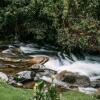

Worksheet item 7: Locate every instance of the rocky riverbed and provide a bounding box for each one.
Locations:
[0,43,100,95]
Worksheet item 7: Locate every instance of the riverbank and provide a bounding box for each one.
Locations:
[0,80,33,100]
[0,80,98,100]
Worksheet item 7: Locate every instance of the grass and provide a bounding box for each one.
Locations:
[0,80,98,100]
[62,91,98,100]
[0,81,33,100]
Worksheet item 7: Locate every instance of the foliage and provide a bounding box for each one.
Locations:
[0,79,98,100]
[0,0,100,52]
[31,81,61,100]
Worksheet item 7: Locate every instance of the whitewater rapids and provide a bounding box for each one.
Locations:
[4,43,100,81]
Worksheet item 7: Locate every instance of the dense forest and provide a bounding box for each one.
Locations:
[0,0,100,52]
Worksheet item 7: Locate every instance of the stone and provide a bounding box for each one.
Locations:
[56,70,90,87]
[16,82,23,87]
[91,80,100,88]
[30,64,45,70]
[0,72,8,81]
[8,75,17,85]
[34,69,57,81]
[15,71,36,82]
[5,64,17,68]
[39,69,56,76]
[23,56,49,65]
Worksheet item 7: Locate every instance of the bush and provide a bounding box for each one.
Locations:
[0,0,100,52]
[31,81,61,100]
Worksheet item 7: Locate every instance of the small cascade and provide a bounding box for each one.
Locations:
[0,43,100,93]
[1,43,100,81]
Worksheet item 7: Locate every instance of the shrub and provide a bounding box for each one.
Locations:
[31,81,61,100]
[0,0,100,52]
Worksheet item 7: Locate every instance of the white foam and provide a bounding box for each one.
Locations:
[45,60,100,79]
[19,44,100,81]
[78,87,97,94]
[20,46,38,53]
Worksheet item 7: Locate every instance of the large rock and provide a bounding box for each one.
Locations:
[23,56,49,65]
[0,56,49,66]
[15,71,36,82]
[34,69,57,81]
[91,80,100,88]
[0,72,8,81]
[56,70,90,87]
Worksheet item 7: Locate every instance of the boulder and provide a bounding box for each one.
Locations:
[91,80,100,88]
[23,56,49,65]
[0,72,8,81]
[0,56,49,66]
[56,70,90,87]
[15,71,36,82]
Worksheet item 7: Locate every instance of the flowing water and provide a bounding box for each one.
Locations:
[0,43,100,94]
[15,43,100,81]
[0,43,100,81]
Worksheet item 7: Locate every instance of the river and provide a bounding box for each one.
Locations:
[11,42,100,81]
[0,42,100,92]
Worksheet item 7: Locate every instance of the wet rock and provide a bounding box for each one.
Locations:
[94,83,100,88]
[56,70,90,87]
[8,75,23,87]
[2,46,16,55]
[30,64,45,70]
[2,45,22,56]
[23,56,49,65]
[15,71,36,82]
[0,57,22,63]
[0,72,8,81]
[8,75,17,85]
[39,69,56,76]
[0,45,9,52]
[5,64,17,68]
[91,80,100,88]
[34,69,57,81]
[0,56,49,67]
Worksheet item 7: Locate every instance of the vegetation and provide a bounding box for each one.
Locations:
[0,1,100,99]
[0,0,100,52]
[31,81,61,100]
[0,79,33,100]
[0,80,98,100]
